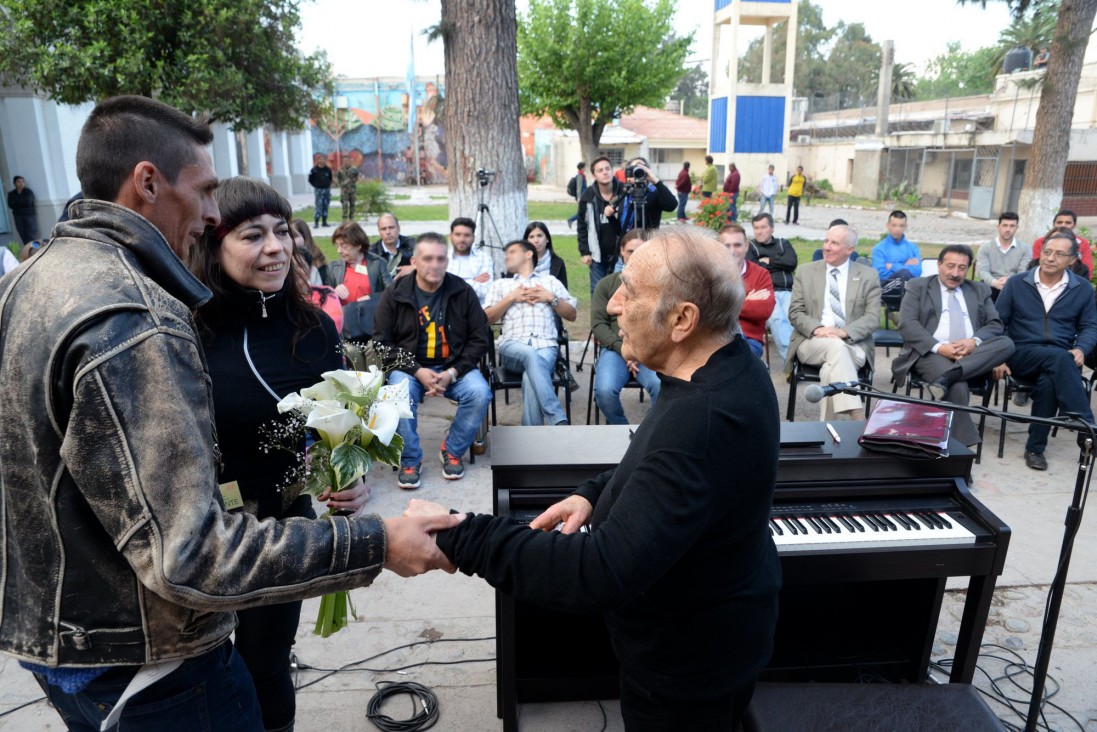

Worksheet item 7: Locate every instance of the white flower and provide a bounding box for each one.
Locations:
[364,402,401,446]
[305,403,362,446]
[276,392,315,415]
[323,368,384,397]
[376,381,413,419]
[301,379,338,402]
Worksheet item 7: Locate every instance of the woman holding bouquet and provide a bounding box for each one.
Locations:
[190,177,370,732]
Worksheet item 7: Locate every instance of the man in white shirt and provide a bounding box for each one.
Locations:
[446,217,493,305]
[787,225,881,420]
[893,245,1015,446]
[758,165,778,217]
[485,240,578,425]
[975,212,1030,300]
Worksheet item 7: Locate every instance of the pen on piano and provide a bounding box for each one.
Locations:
[825,422,841,444]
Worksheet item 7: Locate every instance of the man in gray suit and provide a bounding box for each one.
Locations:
[893,245,1015,446]
[788,224,881,420]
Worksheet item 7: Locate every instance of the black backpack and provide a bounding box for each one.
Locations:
[566,175,578,199]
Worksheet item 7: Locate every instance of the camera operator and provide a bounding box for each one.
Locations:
[617,156,678,235]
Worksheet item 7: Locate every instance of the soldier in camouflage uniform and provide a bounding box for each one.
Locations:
[338,162,360,221]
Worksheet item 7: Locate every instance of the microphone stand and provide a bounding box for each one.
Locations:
[830,381,1094,732]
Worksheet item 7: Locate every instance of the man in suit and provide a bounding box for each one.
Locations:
[788,224,881,420]
[893,245,1016,446]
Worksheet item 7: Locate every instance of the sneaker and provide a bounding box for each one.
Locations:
[397,464,422,489]
[1024,451,1048,471]
[1013,391,1030,407]
[439,448,465,480]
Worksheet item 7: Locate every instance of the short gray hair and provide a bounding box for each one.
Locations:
[830,224,858,248]
[649,226,744,339]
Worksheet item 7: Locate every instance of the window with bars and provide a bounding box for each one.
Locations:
[1064,162,1097,197]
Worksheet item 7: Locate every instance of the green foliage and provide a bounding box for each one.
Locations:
[815,179,834,192]
[356,181,394,219]
[0,0,333,131]
[913,42,999,100]
[517,0,692,151]
[672,65,709,119]
[880,181,921,208]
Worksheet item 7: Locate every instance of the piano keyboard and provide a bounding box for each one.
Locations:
[771,498,978,552]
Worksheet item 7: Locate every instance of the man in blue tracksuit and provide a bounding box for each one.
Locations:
[871,210,922,283]
[996,229,1097,471]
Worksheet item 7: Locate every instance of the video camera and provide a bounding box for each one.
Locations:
[475,168,497,187]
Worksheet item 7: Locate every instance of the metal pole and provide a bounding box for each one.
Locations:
[375,79,383,181]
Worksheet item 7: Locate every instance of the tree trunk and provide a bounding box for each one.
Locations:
[441,0,527,274]
[1017,0,1097,244]
[561,98,606,165]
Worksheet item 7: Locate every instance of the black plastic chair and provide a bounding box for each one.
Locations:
[998,371,1093,458]
[487,333,573,427]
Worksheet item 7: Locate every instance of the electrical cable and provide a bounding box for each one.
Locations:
[0,695,47,719]
[366,680,439,732]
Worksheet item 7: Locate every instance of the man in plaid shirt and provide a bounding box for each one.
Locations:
[485,240,578,425]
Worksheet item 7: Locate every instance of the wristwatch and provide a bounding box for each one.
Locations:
[551,296,560,309]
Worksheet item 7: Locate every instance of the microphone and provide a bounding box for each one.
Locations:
[804,381,863,404]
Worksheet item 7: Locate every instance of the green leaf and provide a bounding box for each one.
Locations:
[367,433,404,468]
[330,441,372,491]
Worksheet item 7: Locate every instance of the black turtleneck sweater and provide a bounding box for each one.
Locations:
[201,284,342,519]
[435,337,782,700]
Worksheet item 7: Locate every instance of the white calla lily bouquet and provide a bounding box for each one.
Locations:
[274,365,413,637]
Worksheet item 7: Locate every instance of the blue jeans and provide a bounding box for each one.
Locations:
[36,641,263,732]
[676,192,689,220]
[314,187,331,223]
[389,367,492,466]
[1008,345,1095,454]
[767,289,793,361]
[589,259,612,293]
[759,194,775,217]
[594,348,660,424]
[498,340,567,425]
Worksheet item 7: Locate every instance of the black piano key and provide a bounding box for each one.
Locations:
[913,513,937,529]
[837,515,858,532]
[861,514,882,531]
[792,517,809,534]
[922,512,945,529]
[781,518,799,535]
[892,513,915,530]
[937,513,954,529]
[900,513,921,530]
[847,515,867,532]
[822,516,842,532]
[769,519,784,536]
[804,516,824,534]
[877,514,898,531]
[813,516,833,534]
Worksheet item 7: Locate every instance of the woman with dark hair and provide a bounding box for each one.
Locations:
[189,177,369,732]
[524,220,568,288]
[291,218,326,285]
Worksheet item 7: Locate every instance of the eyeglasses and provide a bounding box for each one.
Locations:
[1041,249,1074,260]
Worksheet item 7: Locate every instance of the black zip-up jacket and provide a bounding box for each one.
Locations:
[0,200,386,668]
[372,271,490,377]
[7,187,35,215]
[308,165,333,189]
[748,236,798,291]
[576,180,624,263]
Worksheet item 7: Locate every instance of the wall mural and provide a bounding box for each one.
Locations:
[310,78,447,184]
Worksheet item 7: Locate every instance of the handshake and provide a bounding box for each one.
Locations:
[382,495,594,577]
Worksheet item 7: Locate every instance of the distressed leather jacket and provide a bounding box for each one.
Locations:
[0,200,386,668]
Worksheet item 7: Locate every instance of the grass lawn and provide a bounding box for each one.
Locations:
[295,200,581,224]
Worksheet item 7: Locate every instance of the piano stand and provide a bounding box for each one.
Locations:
[743,682,1005,732]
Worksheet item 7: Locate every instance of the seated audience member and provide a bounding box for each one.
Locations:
[748,212,797,361]
[291,218,327,285]
[373,233,492,489]
[371,212,416,280]
[788,224,881,420]
[322,221,389,340]
[446,216,493,305]
[975,212,1030,300]
[893,245,1015,447]
[524,221,568,288]
[812,218,859,262]
[996,229,1097,471]
[1032,210,1092,278]
[591,229,660,423]
[294,246,343,332]
[484,240,577,426]
[718,224,775,357]
[872,210,921,283]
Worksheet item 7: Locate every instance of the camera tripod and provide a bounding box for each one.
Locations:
[473,171,506,278]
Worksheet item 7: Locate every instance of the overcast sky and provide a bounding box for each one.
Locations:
[297,0,1015,79]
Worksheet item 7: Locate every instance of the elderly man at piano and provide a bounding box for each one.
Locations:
[892,244,1015,448]
[406,226,781,730]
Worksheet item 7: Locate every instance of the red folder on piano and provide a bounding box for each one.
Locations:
[858,400,954,459]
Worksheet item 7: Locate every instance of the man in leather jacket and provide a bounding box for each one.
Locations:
[0,95,461,730]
